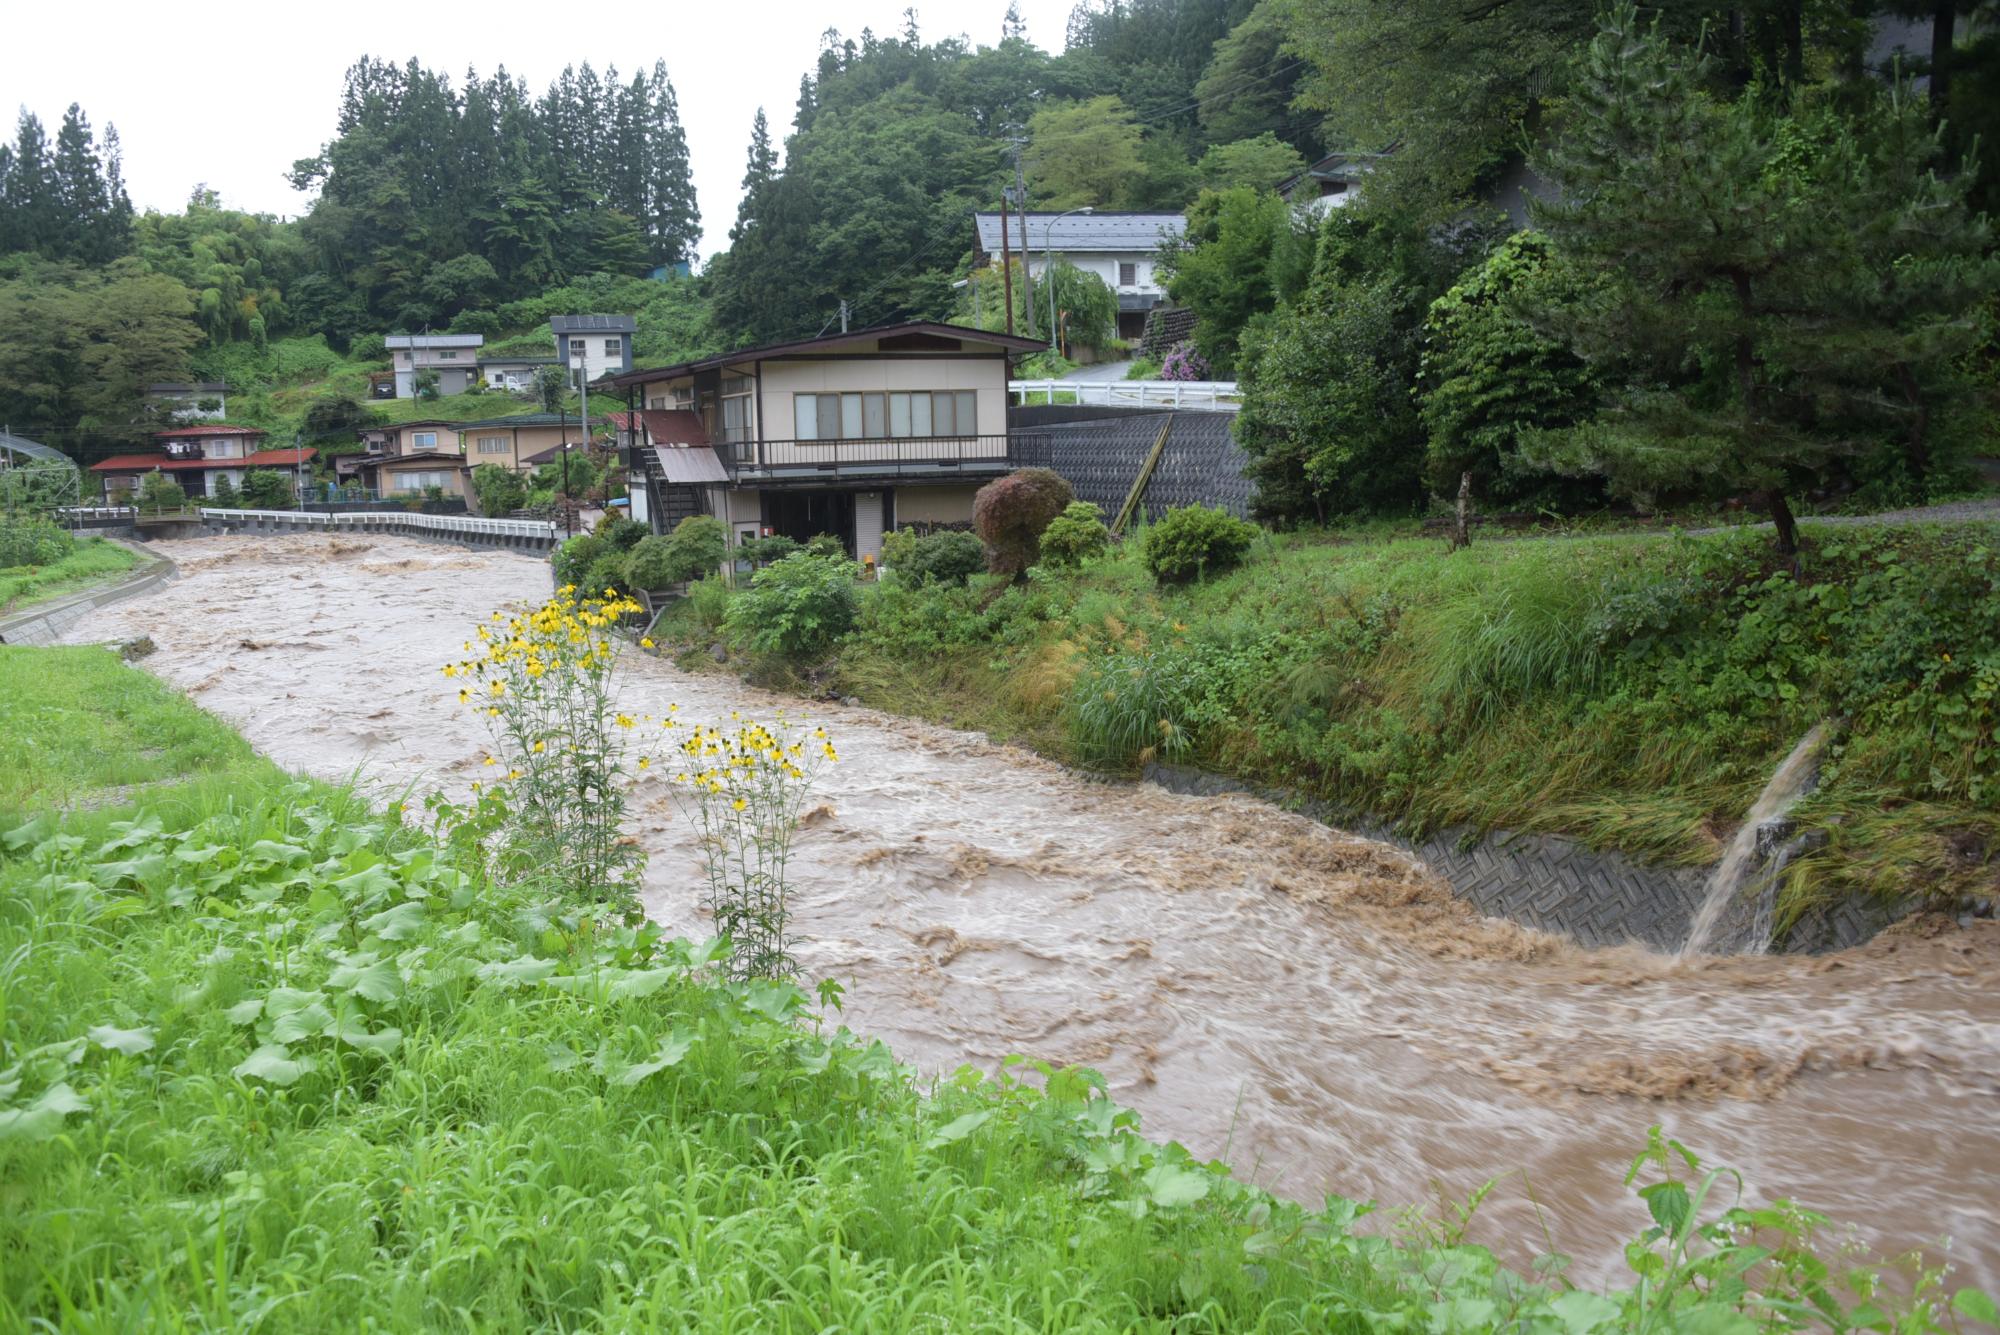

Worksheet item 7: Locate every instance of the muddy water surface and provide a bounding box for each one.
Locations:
[73,535,2000,1287]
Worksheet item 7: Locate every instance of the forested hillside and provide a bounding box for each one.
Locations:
[3,0,1997,530]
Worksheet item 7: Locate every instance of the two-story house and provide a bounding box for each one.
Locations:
[346,420,474,501]
[552,315,636,386]
[971,212,1185,340]
[89,425,313,500]
[457,412,609,474]
[385,334,486,398]
[598,320,1044,561]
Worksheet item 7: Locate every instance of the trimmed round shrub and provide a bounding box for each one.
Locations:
[901,530,986,586]
[805,533,848,558]
[552,533,606,589]
[1140,505,1259,583]
[739,534,800,567]
[1038,501,1109,568]
[723,550,858,660]
[973,468,1074,579]
[626,515,728,590]
[0,518,75,568]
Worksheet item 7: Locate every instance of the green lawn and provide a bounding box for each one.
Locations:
[0,537,139,614]
[0,644,269,818]
[0,647,1982,1330]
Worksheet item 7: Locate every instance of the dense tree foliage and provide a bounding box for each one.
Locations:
[0,105,132,263]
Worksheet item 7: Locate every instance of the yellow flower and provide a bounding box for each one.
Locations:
[458,689,470,704]
[641,637,655,649]
[489,680,506,696]
[508,769,521,780]
[731,797,747,811]
[483,756,497,767]
[616,714,635,729]
[532,740,545,753]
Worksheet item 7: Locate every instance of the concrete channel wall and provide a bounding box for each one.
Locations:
[0,539,177,646]
[196,508,560,554]
[1144,764,1909,955]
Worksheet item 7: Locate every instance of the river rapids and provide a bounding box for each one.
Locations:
[67,535,2000,1288]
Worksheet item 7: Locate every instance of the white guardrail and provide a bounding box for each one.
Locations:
[200,508,560,542]
[1009,379,1242,411]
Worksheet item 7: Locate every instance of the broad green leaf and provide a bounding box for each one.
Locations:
[612,1030,697,1086]
[224,999,265,1026]
[245,840,310,866]
[925,1110,993,1149]
[269,1002,336,1045]
[608,968,679,1001]
[326,1016,403,1054]
[1551,1291,1621,1335]
[326,958,402,1003]
[0,1082,89,1142]
[1141,1163,1210,1208]
[261,987,327,1018]
[360,900,426,941]
[1955,1289,2000,1327]
[87,1025,154,1056]
[477,956,558,988]
[233,1045,313,1086]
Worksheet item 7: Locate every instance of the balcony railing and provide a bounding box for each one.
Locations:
[722,434,1012,473]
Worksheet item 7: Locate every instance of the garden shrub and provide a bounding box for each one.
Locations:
[627,516,728,590]
[0,518,75,568]
[581,552,631,600]
[855,579,988,656]
[1160,342,1212,380]
[209,474,242,509]
[879,528,918,570]
[595,515,650,551]
[805,533,848,558]
[974,468,1074,579]
[136,473,187,514]
[723,551,858,659]
[738,534,800,568]
[901,530,987,586]
[683,575,734,631]
[473,463,528,516]
[1038,502,1110,568]
[1140,504,1259,583]
[553,533,606,589]
[241,469,292,509]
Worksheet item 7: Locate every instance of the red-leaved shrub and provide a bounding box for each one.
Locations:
[972,468,1075,579]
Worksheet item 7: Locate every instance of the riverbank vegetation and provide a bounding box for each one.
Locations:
[655,516,2000,935]
[4,643,1995,1329]
[0,524,137,615]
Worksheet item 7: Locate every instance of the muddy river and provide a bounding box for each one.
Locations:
[70,535,2000,1287]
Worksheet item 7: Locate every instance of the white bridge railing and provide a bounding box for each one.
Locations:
[1009,379,1242,411]
[200,508,559,545]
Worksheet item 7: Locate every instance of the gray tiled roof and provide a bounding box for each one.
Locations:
[972,211,1184,255]
[550,314,637,334]
[385,333,486,349]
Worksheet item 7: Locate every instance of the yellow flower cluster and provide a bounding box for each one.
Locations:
[442,586,643,689]
[665,717,832,792]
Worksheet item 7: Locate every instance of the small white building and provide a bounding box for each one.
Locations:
[971,212,1185,341]
[385,334,486,398]
[478,355,559,394]
[144,381,228,421]
[551,315,636,387]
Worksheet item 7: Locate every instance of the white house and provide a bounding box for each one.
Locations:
[971,212,1185,340]
[478,355,559,394]
[144,381,228,421]
[385,333,486,398]
[552,315,636,386]
[597,320,1044,561]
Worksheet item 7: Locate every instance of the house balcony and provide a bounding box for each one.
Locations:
[719,435,1013,483]
[161,444,208,461]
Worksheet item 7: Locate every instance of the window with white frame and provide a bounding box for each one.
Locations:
[603,338,620,358]
[792,391,977,440]
[1118,261,1137,286]
[569,338,587,360]
[476,436,510,455]
[411,431,437,449]
[392,470,455,492]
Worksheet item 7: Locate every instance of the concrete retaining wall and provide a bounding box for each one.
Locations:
[0,539,176,646]
[1144,764,1908,955]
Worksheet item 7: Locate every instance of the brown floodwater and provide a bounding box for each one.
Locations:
[70,534,2000,1289]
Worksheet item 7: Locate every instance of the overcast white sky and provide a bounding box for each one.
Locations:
[5,0,1081,263]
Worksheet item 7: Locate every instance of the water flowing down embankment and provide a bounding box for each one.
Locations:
[67,535,2000,1288]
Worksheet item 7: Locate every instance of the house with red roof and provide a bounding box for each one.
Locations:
[90,424,313,502]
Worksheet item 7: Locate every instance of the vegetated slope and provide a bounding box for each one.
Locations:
[670,520,2000,929]
[3,644,1987,1329]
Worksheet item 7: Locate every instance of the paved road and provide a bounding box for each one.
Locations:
[1060,359,1137,384]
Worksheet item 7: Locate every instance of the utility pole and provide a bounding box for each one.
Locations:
[997,188,1015,336]
[1004,128,1034,337]
[839,299,850,333]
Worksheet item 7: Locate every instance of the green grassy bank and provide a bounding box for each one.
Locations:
[0,536,138,616]
[4,644,1989,1329]
[658,519,2000,932]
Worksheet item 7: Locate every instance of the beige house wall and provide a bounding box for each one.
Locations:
[757,357,1008,441]
[379,461,473,504]
[892,484,980,526]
